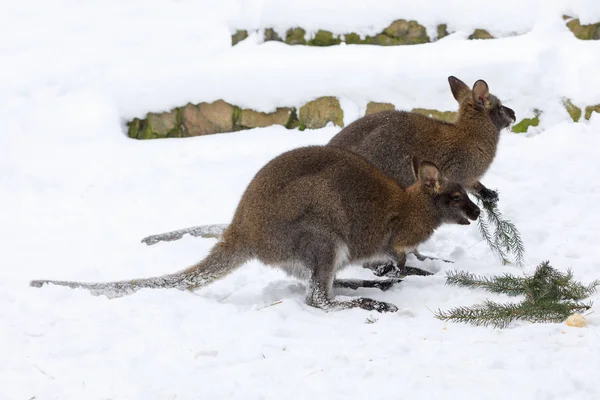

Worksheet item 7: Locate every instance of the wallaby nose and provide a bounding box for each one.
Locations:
[472,207,481,219]
[504,106,516,122]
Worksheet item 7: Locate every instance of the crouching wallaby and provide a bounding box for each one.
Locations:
[328,76,516,202]
[31,146,479,313]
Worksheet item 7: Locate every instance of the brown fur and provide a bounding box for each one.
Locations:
[31,146,479,313]
[328,76,516,199]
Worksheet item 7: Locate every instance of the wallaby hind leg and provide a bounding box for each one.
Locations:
[305,252,398,313]
[334,278,402,292]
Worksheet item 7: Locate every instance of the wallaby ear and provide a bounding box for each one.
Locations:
[418,161,441,192]
[472,79,490,107]
[410,156,421,180]
[448,76,470,102]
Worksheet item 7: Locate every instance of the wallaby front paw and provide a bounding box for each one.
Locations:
[479,187,499,203]
[357,298,398,313]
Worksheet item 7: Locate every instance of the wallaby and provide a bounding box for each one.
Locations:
[328,76,515,276]
[31,146,479,313]
[328,76,516,201]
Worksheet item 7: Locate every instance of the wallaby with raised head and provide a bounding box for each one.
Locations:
[328,76,516,202]
[31,146,479,312]
[328,76,514,276]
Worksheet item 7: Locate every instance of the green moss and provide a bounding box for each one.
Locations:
[565,16,600,40]
[437,24,449,40]
[127,117,159,140]
[585,104,600,120]
[344,32,361,44]
[362,34,399,46]
[127,107,185,140]
[232,106,245,131]
[264,28,283,42]
[563,99,582,122]
[285,27,307,45]
[512,109,541,133]
[231,30,248,46]
[285,108,299,129]
[165,108,185,138]
[469,29,494,40]
[308,30,341,46]
[127,118,142,139]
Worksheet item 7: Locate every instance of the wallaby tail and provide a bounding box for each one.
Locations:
[30,242,248,298]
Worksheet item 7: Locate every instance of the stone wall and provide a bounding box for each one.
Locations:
[127,15,600,139]
[231,17,600,46]
[127,98,600,139]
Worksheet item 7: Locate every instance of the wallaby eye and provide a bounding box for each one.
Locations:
[452,194,461,201]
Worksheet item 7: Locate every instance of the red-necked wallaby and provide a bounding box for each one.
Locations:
[328,76,516,202]
[328,76,514,277]
[31,146,479,312]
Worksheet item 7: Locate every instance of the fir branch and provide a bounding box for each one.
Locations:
[439,262,598,328]
[435,299,592,329]
[474,192,525,267]
[445,270,525,296]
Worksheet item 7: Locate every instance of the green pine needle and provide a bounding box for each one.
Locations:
[435,299,592,329]
[475,192,525,267]
[436,261,598,328]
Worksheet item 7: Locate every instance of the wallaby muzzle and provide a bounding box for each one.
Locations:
[459,200,481,225]
[503,106,516,122]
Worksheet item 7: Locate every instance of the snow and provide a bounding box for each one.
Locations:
[2,1,600,399]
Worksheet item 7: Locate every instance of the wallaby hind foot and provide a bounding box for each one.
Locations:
[334,278,403,291]
[306,286,399,313]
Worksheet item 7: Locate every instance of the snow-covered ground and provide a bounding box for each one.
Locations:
[2,1,600,399]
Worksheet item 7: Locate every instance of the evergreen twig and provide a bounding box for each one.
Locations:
[474,191,525,267]
[435,299,592,329]
[435,261,598,328]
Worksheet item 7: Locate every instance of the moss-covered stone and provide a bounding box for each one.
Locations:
[365,102,395,115]
[469,29,494,40]
[182,100,234,136]
[512,109,541,133]
[128,118,152,139]
[127,109,183,140]
[362,33,399,46]
[235,107,295,130]
[299,96,344,130]
[344,32,362,44]
[286,28,307,45]
[308,30,342,46]
[264,28,283,42]
[411,108,457,122]
[232,30,248,46]
[585,104,600,120]
[565,17,600,40]
[285,108,299,129]
[563,99,582,122]
[436,24,450,40]
[147,110,178,135]
[383,19,429,44]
